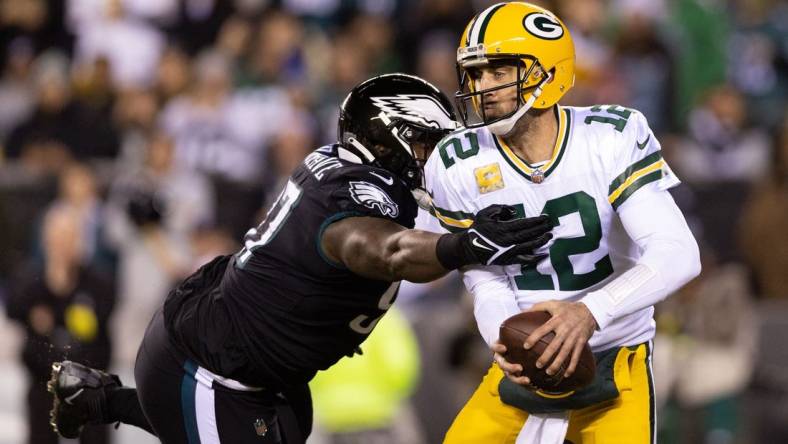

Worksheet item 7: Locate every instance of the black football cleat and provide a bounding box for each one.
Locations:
[47,361,121,438]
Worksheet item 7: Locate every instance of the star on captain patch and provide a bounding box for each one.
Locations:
[474,163,505,194]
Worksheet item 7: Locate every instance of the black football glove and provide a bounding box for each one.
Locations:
[436,204,553,269]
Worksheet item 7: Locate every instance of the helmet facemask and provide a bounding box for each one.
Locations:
[392,119,452,188]
[337,73,459,189]
[455,56,554,136]
[340,114,453,190]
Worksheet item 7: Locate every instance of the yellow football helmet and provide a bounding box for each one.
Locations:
[456,2,575,135]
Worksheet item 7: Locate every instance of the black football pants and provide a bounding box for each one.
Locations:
[110,309,312,443]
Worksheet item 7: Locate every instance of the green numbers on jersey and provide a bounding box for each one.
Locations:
[235,179,303,268]
[439,132,480,168]
[584,105,632,132]
[514,191,614,291]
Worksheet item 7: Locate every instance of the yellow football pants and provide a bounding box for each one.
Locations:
[444,343,655,444]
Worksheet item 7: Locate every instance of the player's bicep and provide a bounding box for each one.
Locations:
[617,188,692,246]
[617,188,700,279]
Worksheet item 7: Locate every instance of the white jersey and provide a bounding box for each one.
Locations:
[424,104,680,351]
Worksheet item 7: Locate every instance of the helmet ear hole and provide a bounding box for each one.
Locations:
[546,68,556,84]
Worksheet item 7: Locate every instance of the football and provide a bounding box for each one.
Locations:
[499,311,596,393]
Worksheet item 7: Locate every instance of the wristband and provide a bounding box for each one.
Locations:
[436,232,470,270]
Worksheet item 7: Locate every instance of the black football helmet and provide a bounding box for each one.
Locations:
[338,73,459,189]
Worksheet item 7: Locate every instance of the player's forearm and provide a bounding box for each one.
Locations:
[384,229,449,283]
[581,191,701,330]
[463,266,521,346]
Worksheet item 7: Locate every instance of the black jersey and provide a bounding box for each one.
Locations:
[164,145,418,389]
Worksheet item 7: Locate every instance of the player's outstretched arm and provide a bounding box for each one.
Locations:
[321,204,553,283]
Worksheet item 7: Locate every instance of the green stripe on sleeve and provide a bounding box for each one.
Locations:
[431,205,475,221]
[608,151,662,195]
[427,205,474,233]
[436,220,466,233]
[611,170,663,210]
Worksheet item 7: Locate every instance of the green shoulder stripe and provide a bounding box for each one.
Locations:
[608,151,662,195]
[428,204,474,232]
[436,220,466,233]
[431,205,474,221]
[610,171,663,210]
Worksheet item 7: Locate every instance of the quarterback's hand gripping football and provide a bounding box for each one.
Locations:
[436,204,552,269]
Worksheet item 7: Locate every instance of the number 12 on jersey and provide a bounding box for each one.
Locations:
[236,180,303,268]
[514,191,613,291]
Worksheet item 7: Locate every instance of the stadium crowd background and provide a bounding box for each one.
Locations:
[0,0,785,443]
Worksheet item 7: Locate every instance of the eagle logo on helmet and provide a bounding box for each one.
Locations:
[349,181,400,218]
[370,95,456,130]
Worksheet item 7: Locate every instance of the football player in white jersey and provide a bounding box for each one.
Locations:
[425,3,701,443]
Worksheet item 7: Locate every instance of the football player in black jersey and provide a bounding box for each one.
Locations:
[47,74,553,444]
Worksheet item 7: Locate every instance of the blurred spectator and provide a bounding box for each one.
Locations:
[105,130,209,366]
[282,0,341,22]
[672,85,771,184]
[655,256,757,444]
[159,49,285,183]
[188,225,236,269]
[154,44,191,102]
[71,56,115,115]
[609,0,675,133]
[239,9,306,86]
[72,0,165,89]
[266,109,315,196]
[110,130,215,237]
[738,113,788,299]
[314,33,370,142]
[0,0,72,65]
[401,276,480,444]
[215,14,253,69]
[5,50,119,173]
[555,0,615,106]
[670,0,729,124]
[728,0,788,130]
[415,31,457,98]
[112,87,161,168]
[6,206,115,444]
[310,306,423,444]
[51,163,115,272]
[167,0,235,55]
[120,0,179,25]
[159,48,294,235]
[348,13,400,74]
[0,38,35,146]
[104,185,191,368]
[397,0,474,73]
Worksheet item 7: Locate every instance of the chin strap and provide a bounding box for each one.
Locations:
[411,187,433,211]
[342,137,376,163]
[337,146,363,164]
[488,71,553,136]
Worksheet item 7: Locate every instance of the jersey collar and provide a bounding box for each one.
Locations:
[493,106,571,183]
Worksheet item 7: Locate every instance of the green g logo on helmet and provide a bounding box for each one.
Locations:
[522,12,564,40]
